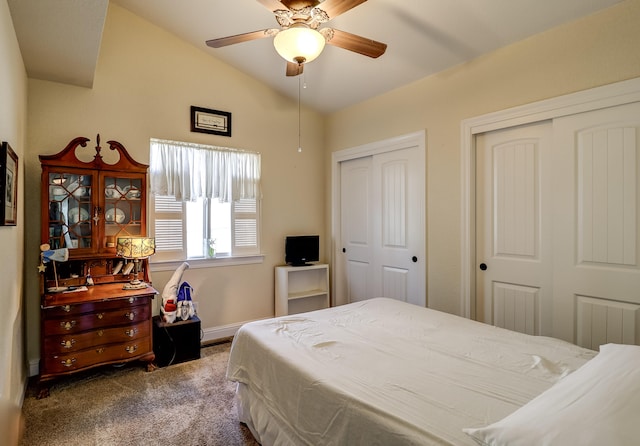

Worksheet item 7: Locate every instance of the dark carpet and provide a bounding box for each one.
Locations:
[20,341,260,446]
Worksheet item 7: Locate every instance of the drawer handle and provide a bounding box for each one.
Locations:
[97,329,104,337]
[125,312,136,321]
[125,345,138,354]
[125,328,138,337]
[61,339,76,349]
[96,313,104,320]
[128,297,137,304]
[60,321,77,331]
[61,358,76,368]
[61,305,71,313]
[96,348,105,354]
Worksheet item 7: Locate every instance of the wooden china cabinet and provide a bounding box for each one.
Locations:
[38,135,157,397]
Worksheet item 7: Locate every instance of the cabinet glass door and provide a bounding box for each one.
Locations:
[47,172,93,250]
[103,176,143,245]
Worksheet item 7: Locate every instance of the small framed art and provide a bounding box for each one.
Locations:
[0,141,18,226]
[190,106,232,137]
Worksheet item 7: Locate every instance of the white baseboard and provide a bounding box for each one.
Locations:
[200,317,270,344]
[28,359,39,378]
[201,321,243,343]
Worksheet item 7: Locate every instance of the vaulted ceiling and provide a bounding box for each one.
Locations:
[8,0,623,113]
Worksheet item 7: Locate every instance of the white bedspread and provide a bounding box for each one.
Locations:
[227,298,596,445]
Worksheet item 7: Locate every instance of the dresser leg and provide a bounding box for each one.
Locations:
[36,381,50,399]
[142,352,157,372]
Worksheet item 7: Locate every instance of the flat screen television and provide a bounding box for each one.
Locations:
[285,235,319,266]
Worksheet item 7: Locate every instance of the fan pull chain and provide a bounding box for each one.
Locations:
[298,76,302,153]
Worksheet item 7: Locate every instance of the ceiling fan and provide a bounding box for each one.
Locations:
[205,0,387,76]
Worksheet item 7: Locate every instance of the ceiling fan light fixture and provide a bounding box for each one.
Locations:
[273,24,326,64]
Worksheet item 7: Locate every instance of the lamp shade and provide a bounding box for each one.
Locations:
[117,237,155,259]
[273,24,326,64]
[42,247,69,263]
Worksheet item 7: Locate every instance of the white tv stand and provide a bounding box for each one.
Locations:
[275,264,330,316]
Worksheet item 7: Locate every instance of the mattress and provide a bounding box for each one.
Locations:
[226,298,596,445]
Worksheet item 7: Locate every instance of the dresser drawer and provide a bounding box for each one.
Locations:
[43,320,150,354]
[43,296,147,318]
[43,303,150,335]
[43,336,152,375]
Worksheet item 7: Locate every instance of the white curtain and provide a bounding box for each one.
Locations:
[150,139,261,202]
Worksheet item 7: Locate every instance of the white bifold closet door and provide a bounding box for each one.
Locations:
[552,102,640,347]
[340,145,425,307]
[340,156,374,304]
[476,101,640,348]
[475,122,554,336]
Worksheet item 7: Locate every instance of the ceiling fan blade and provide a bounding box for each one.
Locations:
[324,28,387,58]
[286,61,304,76]
[256,0,289,12]
[317,0,367,20]
[206,29,278,48]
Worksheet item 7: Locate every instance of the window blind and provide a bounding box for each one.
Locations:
[149,139,261,260]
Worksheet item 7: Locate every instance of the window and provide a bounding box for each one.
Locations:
[149,139,261,262]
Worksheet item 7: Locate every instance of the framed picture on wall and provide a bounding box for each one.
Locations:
[190,106,232,137]
[0,141,18,226]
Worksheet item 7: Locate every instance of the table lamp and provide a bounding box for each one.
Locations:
[116,237,155,290]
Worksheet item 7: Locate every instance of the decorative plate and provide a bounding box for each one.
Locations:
[68,207,89,224]
[49,185,66,197]
[105,208,126,224]
[105,184,123,199]
[72,186,90,198]
[123,185,141,199]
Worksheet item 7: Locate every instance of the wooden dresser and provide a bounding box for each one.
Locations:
[38,135,156,397]
[40,284,155,379]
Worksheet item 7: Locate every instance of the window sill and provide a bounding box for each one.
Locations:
[150,254,265,272]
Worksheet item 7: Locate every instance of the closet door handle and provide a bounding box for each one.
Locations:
[412,256,418,263]
[479,263,488,271]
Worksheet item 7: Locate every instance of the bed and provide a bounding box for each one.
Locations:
[226,297,640,445]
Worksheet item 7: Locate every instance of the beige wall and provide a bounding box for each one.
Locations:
[326,0,640,315]
[16,0,640,379]
[24,4,326,369]
[0,0,27,405]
